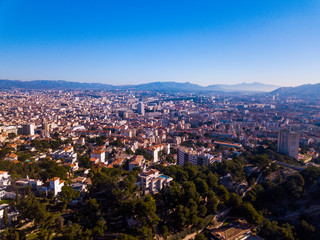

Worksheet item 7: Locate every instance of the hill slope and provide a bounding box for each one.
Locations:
[271,83,320,97]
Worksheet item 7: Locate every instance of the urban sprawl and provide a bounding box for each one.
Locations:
[0,89,320,240]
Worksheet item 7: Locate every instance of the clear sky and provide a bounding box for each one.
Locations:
[0,0,320,86]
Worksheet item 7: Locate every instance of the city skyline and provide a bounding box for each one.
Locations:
[1,0,320,86]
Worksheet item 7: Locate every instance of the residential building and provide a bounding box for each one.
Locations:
[129,155,146,171]
[41,177,65,196]
[16,176,43,190]
[0,171,11,187]
[147,143,170,163]
[90,146,106,163]
[277,129,300,159]
[177,146,215,166]
[52,145,77,163]
[138,169,173,194]
[137,102,145,116]
[21,123,35,136]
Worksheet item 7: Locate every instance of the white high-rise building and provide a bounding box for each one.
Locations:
[277,129,300,159]
[137,102,145,116]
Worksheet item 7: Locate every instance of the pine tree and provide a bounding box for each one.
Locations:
[3,207,9,226]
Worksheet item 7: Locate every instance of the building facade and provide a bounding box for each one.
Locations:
[277,129,300,159]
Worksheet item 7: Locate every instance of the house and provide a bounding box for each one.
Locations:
[129,155,146,171]
[90,146,106,163]
[90,158,99,165]
[63,162,79,171]
[138,169,173,194]
[71,176,91,193]
[52,145,77,163]
[0,188,5,200]
[15,176,43,190]
[209,219,261,240]
[147,143,170,163]
[0,204,9,218]
[41,177,65,196]
[107,158,124,168]
[0,171,11,187]
[6,153,18,161]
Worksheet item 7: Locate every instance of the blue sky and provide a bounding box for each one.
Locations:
[0,0,319,86]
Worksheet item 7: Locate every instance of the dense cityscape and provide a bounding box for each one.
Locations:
[0,88,319,239]
[1,1,320,239]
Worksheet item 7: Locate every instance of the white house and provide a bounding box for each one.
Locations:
[41,177,65,196]
[0,171,11,187]
[15,176,43,190]
[138,169,173,194]
[147,143,170,163]
[52,145,77,163]
[90,147,106,163]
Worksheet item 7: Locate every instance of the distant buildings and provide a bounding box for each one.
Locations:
[277,129,300,159]
[212,141,242,148]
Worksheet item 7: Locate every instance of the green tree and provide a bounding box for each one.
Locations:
[58,185,80,207]
[3,207,9,226]
[216,185,230,205]
[92,218,107,237]
[195,178,209,196]
[194,233,206,240]
[183,181,199,203]
[296,220,315,240]
[228,193,242,208]
[206,190,219,213]
[166,181,184,207]
[175,204,189,228]
[285,173,305,198]
[198,205,207,217]
[137,226,153,240]
[119,234,139,240]
[240,202,263,226]
[131,195,159,227]
[160,225,168,240]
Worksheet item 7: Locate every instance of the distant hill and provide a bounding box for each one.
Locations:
[271,83,320,97]
[206,82,279,92]
[131,82,205,91]
[0,79,279,92]
[0,79,115,90]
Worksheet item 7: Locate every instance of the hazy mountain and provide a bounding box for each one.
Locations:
[0,79,279,92]
[131,82,205,91]
[208,82,279,92]
[271,83,320,97]
[0,79,115,90]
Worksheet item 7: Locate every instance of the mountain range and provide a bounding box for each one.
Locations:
[1,79,319,96]
[0,79,279,92]
[271,83,320,97]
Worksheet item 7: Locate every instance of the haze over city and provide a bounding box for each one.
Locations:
[1,0,320,86]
